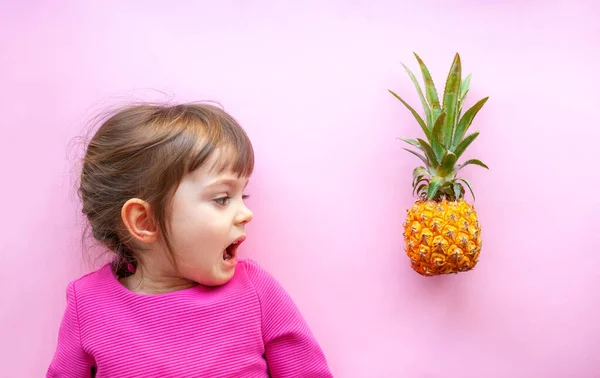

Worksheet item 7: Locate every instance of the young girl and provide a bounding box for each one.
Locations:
[47,103,333,377]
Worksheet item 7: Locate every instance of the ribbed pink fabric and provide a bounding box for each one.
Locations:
[47,259,332,377]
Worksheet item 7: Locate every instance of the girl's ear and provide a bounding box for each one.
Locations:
[121,198,158,244]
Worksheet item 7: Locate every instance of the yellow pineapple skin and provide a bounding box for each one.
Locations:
[403,198,482,276]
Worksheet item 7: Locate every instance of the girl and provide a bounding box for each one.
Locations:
[47,103,333,377]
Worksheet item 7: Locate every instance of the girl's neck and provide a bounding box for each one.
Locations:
[120,267,197,295]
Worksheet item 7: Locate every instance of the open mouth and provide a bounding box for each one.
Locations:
[223,236,245,261]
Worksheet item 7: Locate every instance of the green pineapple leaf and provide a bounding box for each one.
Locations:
[414,180,429,196]
[453,182,463,199]
[401,63,432,130]
[413,53,441,122]
[456,178,475,201]
[397,137,422,150]
[457,92,468,120]
[417,138,439,168]
[416,183,428,197]
[413,166,429,177]
[442,53,462,148]
[457,73,471,119]
[403,148,429,166]
[431,112,446,162]
[413,173,430,190]
[441,183,455,199]
[454,132,479,160]
[389,90,431,142]
[426,177,443,200]
[453,97,489,149]
[412,166,429,184]
[438,151,458,177]
[460,74,471,100]
[457,159,489,171]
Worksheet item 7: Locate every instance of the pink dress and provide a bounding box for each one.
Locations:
[47,259,333,377]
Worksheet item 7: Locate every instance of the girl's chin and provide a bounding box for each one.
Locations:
[191,263,237,287]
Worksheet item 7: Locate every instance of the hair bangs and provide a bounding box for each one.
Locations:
[186,108,254,178]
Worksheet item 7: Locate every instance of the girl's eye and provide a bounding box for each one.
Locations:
[242,194,250,200]
[215,194,249,206]
[215,197,230,206]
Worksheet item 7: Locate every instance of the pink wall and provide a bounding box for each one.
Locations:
[1,1,599,377]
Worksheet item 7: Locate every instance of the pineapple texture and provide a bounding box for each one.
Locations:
[404,198,481,276]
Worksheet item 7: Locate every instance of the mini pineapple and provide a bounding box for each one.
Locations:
[389,53,489,276]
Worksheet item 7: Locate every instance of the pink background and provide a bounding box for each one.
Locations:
[1,1,599,377]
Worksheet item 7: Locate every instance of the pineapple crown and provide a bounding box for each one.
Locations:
[389,52,489,202]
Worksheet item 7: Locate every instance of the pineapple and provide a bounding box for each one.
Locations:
[389,53,489,276]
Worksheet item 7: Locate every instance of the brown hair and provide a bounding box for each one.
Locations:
[78,102,254,277]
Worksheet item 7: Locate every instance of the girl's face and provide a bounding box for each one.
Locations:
[167,163,253,286]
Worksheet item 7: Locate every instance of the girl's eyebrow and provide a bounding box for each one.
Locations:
[205,178,249,189]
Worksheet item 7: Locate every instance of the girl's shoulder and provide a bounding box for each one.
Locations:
[237,258,294,302]
[238,258,276,285]
[57,264,117,307]
[238,257,263,275]
[68,263,114,291]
